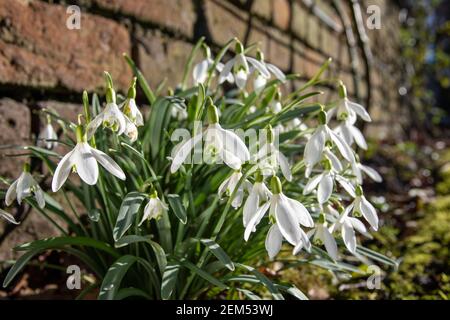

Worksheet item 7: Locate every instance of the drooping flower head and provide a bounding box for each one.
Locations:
[170,99,250,173]
[86,74,127,139]
[252,50,286,95]
[219,40,270,90]
[139,190,168,225]
[6,163,45,209]
[245,176,314,259]
[193,44,234,85]
[121,77,144,128]
[304,108,355,177]
[37,115,58,150]
[52,124,126,192]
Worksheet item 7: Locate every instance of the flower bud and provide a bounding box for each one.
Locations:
[207,99,219,124]
[127,77,137,99]
[338,81,347,99]
[270,176,282,194]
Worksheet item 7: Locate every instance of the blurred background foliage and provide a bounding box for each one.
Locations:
[278,0,450,300]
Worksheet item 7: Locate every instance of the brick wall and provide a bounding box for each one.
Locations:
[0,0,404,256]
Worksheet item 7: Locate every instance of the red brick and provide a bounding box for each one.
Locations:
[0,0,131,93]
[267,28,291,71]
[92,0,196,37]
[251,0,272,20]
[205,0,248,46]
[273,0,290,30]
[0,98,31,182]
[136,29,193,89]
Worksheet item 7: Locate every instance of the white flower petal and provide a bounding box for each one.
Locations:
[246,56,270,78]
[219,126,250,162]
[218,58,235,84]
[265,224,283,260]
[235,69,248,89]
[244,201,270,241]
[317,173,333,204]
[266,63,286,82]
[275,196,302,246]
[303,173,323,195]
[322,225,338,260]
[349,125,367,150]
[348,101,372,122]
[360,164,383,183]
[52,148,76,192]
[348,217,367,234]
[193,59,209,84]
[342,220,357,253]
[328,129,355,163]
[336,175,356,198]
[0,209,20,224]
[360,196,379,230]
[90,147,126,180]
[74,143,98,185]
[304,127,325,172]
[5,179,18,206]
[34,186,46,209]
[277,151,292,182]
[170,134,203,173]
[286,197,314,227]
[243,186,259,227]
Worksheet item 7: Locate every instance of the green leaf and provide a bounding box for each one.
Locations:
[99,255,138,300]
[115,235,167,275]
[200,238,235,271]
[237,288,262,300]
[276,284,309,300]
[115,287,152,300]
[146,97,173,160]
[3,249,39,287]
[236,263,284,300]
[356,245,399,269]
[167,194,187,224]
[161,261,181,300]
[14,236,119,257]
[124,54,156,104]
[113,192,146,241]
[179,259,229,290]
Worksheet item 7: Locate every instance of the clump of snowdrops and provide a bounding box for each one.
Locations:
[0,38,397,300]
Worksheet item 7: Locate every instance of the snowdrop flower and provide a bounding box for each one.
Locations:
[124,117,138,143]
[330,205,369,254]
[307,214,338,260]
[219,40,270,90]
[243,171,271,228]
[218,169,251,209]
[246,176,313,258]
[0,209,19,224]
[139,191,168,225]
[269,90,283,114]
[86,85,126,139]
[304,109,355,177]
[255,126,292,181]
[37,116,58,149]
[252,50,286,94]
[6,163,45,209]
[334,118,367,150]
[303,159,355,204]
[351,159,383,185]
[52,125,126,192]
[193,45,234,85]
[327,82,371,123]
[348,186,379,231]
[170,102,250,173]
[121,78,143,127]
